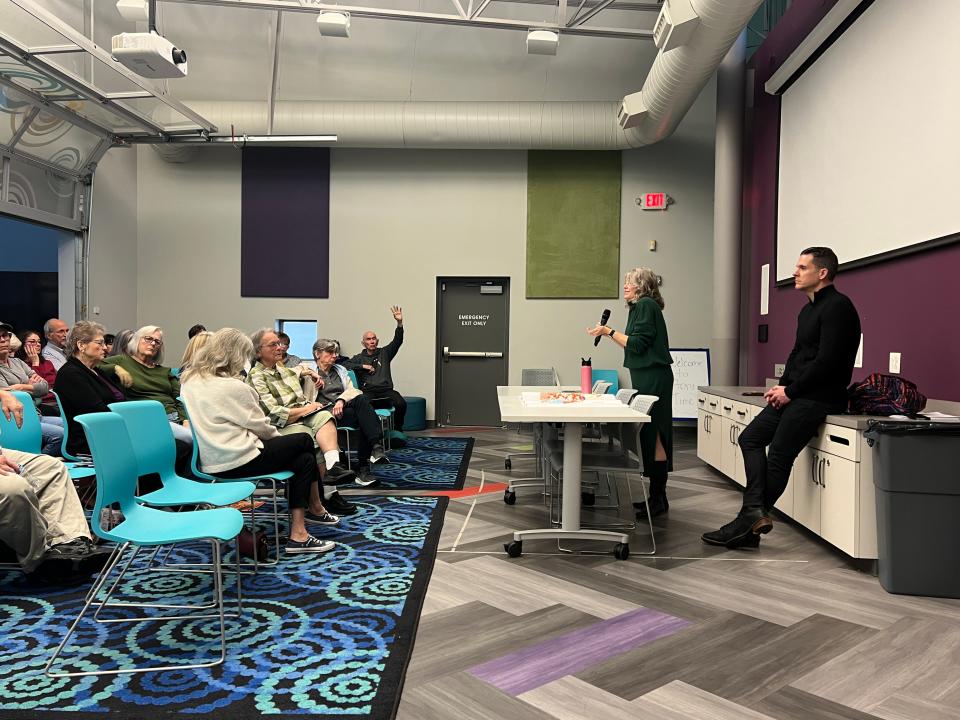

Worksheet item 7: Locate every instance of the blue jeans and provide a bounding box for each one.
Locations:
[40,416,64,457]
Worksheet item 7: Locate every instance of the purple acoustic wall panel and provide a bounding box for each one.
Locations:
[743,2,960,400]
[241,147,330,298]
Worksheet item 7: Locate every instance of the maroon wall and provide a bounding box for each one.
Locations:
[743,1,960,401]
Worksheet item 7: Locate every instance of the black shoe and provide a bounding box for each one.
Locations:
[47,538,93,560]
[369,445,389,465]
[729,532,761,550]
[354,468,380,488]
[325,492,358,516]
[633,494,669,519]
[325,463,357,485]
[701,509,772,547]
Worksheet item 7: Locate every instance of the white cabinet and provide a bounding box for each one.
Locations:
[695,388,877,560]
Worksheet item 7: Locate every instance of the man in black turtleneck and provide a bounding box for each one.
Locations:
[703,246,861,550]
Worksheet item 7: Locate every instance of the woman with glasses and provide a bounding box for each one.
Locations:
[276,332,303,368]
[0,322,64,455]
[14,329,58,409]
[54,321,128,457]
[99,325,192,444]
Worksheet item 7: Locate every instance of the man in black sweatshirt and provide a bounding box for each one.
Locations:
[351,306,407,437]
[703,247,861,550]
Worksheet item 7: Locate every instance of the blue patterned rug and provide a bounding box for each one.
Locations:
[366,437,473,492]
[0,495,447,719]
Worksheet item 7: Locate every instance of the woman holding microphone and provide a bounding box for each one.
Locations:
[588,267,674,519]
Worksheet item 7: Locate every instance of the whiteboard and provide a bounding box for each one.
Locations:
[671,349,710,420]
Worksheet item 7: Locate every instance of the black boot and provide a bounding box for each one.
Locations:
[701,506,773,548]
[634,461,669,519]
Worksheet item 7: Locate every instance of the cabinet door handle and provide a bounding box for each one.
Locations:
[820,458,829,487]
[723,405,732,411]
[709,401,718,408]
[698,398,705,405]
[736,410,746,417]
[811,453,819,485]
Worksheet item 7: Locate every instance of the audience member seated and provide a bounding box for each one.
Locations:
[350,306,407,440]
[181,328,346,553]
[54,321,127,458]
[0,321,63,455]
[277,332,303,367]
[41,318,69,370]
[106,329,133,358]
[15,329,58,413]
[247,328,359,510]
[98,325,192,445]
[188,323,207,339]
[309,339,387,487]
[0,390,110,577]
[103,333,116,355]
[179,330,212,374]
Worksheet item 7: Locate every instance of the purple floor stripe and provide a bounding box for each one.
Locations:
[468,607,690,696]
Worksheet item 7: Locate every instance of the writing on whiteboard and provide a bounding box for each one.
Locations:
[670,348,710,420]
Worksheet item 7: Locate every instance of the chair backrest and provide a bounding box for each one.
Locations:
[51,391,82,461]
[75,412,141,542]
[521,368,557,386]
[615,389,637,405]
[0,390,42,453]
[108,400,176,477]
[592,369,619,394]
[629,394,659,415]
[347,369,359,388]
[177,396,216,481]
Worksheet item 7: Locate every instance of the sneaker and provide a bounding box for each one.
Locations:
[369,445,389,465]
[285,535,336,554]
[305,510,340,526]
[325,492,358,516]
[354,468,380,488]
[325,463,357,485]
[47,538,92,560]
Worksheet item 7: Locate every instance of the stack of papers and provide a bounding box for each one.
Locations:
[888,411,960,422]
[520,391,622,406]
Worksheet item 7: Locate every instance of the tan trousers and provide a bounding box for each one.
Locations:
[277,409,334,464]
[0,449,91,571]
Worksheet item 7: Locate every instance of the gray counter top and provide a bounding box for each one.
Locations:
[697,385,877,430]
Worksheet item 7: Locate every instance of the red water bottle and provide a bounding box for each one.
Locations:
[580,358,592,394]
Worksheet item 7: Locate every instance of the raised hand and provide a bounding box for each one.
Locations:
[391,305,403,324]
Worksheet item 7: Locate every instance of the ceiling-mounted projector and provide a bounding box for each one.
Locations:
[317,11,351,38]
[112,31,188,78]
[526,29,559,56]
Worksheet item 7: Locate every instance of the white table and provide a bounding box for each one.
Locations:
[497,386,650,559]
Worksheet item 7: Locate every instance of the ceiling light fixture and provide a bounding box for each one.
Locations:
[317,11,351,38]
[526,29,559,56]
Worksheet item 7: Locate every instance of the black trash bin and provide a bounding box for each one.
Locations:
[865,420,960,598]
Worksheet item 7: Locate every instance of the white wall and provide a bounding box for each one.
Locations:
[87,145,138,332]
[126,79,715,420]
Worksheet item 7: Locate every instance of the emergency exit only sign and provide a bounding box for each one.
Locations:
[639,192,670,210]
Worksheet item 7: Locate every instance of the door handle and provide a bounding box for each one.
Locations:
[443,346,503,359]
[820,457,828,487]
[812,453,819,485]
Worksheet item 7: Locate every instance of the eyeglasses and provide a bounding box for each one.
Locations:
[262,341,282,349]
[25,339,41,345]
[0,332,10,340]
[142,336,163,346]
[86,339,106,347]
[277,341,289,348]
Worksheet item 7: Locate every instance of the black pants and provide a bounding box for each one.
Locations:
[739,398,840,511]
[364,388,406,433]
[340,394,384,463]
[215,434,321,510]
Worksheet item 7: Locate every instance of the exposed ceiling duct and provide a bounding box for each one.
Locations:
[152,0,762,156]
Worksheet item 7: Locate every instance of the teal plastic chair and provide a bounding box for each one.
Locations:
[0,391,96,481]
[349,369,397,448]
[108,401,255,508]
[180,396,290,566]
[45,411,244,678]
[592,369,620,394]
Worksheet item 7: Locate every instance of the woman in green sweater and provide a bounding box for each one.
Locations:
[100,325,192,444]
[588,267,674,518]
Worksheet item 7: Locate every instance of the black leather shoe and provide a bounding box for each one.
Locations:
[633,494,669,519]
[325,492,358,516]
[369,445,389,464]
[325,463,357,485]
[701,510,772,547]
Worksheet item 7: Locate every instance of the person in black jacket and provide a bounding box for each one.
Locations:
[54,321,126,458]
[702,247,861,550]
[350,306,407,437]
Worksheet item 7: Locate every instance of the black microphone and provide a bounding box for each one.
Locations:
[593,308,611,346]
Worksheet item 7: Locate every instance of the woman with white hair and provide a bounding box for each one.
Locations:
[99,325,192,444]
[588,267,674,519]
[181,328,344,554]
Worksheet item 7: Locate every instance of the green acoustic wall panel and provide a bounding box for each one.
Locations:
[526,151,621,299]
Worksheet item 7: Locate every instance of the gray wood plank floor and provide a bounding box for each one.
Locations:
[390,426,960,720]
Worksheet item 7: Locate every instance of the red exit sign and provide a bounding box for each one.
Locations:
[640,192,670,211]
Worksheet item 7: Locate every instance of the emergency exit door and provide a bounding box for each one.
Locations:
[436,278,509,426]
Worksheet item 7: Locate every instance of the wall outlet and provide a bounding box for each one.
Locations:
[649,239,657,251]
[774,363,785,378]
[889,352,901,374]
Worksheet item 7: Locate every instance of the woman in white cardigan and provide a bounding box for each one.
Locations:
[180,328,344,554]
